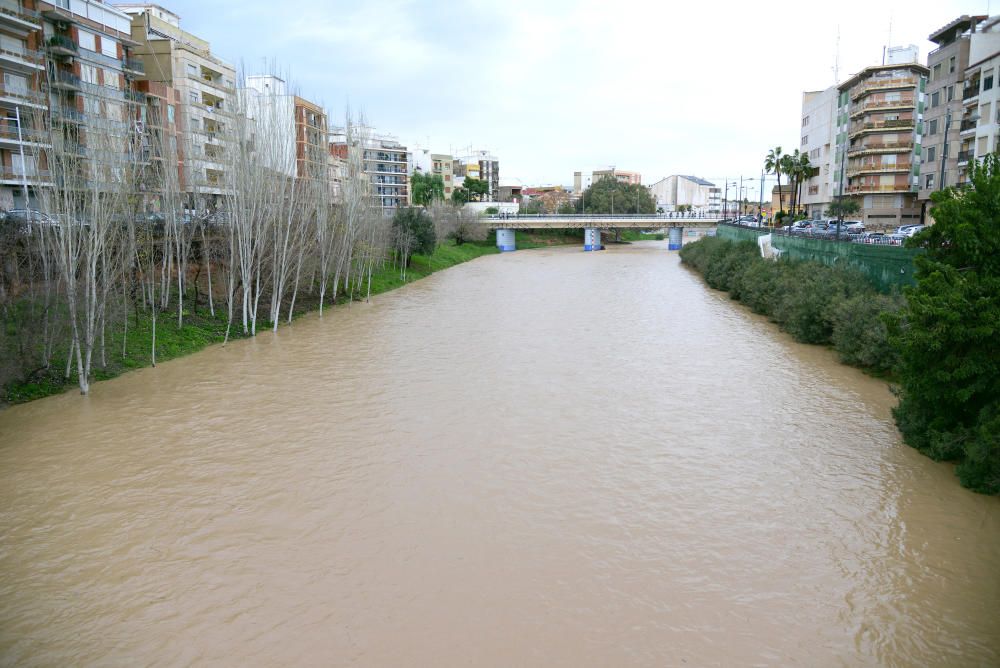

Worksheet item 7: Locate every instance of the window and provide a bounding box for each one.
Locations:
[167,104,175,124]
[925,174,935,188]
[984,75,994,92]
[11,153,37,176]
[948,85,954,102]
[187,63,197,76]
[189,90,198,103]
[80,64,98,84]
[932,63,942,81]
[927,146,936,163]
[101,36,117,58]
[0,35,25,56]
[3,72,26,94]
[78,30,96,52]
[103,68,119,89]
[928,119,938,135]
[950,56,956,74]
[801,134,808,145]
[931,91,940,107]
[802,115,810,127]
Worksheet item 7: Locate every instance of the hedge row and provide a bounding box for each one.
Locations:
[679,236,903,375]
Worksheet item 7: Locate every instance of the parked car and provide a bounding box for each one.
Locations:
[901,224,925,237]
[859,231,886,244]
[4,209,57,225]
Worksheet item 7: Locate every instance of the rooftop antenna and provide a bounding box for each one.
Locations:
[884,13,893,64]
[833,26,840,84]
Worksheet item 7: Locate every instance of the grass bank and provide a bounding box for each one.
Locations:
[679,236,904,377]
[2,239,500,406]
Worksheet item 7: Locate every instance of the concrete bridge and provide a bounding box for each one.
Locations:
[481,214,723,252]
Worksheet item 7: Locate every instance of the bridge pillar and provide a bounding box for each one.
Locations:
[667,227,684,250]
[583,227,603,251]
[496,228,516,252]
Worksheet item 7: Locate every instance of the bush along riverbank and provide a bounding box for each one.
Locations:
[679,236,903,376]
[1,239,499,407]
[682,156,1000,496]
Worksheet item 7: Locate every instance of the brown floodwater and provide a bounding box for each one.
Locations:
[1,242,998,666]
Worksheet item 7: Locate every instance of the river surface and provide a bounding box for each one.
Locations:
[1,242,998,667]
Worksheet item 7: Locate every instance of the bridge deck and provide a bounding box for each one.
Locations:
[479,215,723,230]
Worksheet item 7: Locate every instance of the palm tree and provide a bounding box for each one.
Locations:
[780,152,796,216]
[784,149,804,216]
[795,152,813,217]
[764,147,785,214]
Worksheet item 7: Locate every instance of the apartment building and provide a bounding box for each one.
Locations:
[592,167,641,185]
[918,16,987,204]
[956,16,1000,187]
[647,175,719,213]
[0,0,48,208]
[132,78,183,201]
[834,50,928,228]
[430,152,453,199]
[798,85,838,217]
[294,95,326,181]
[244,74,294,177]
[454,150,499,201]
[120,3,235,209]
[0,0,143,208]
[330,129,409,212]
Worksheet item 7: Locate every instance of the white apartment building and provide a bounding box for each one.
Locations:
[647,175,719,213]
[120,3,236,208]
[244,74,295,178]
[798,85,838,218]
[957,16,1000,185]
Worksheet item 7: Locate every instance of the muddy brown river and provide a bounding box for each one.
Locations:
[1,242,998,666]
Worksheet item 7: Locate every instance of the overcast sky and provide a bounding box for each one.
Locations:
[154,0,979,196]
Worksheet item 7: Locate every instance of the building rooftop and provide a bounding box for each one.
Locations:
[837,61,930,92]
[681,175,715,187]
[928,15,988,44]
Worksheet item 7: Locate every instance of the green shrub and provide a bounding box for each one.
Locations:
[830,292,903,373]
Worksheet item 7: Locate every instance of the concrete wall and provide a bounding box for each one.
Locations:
[716,224,919,292]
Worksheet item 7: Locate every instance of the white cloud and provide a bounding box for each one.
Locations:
[163,0,974,188]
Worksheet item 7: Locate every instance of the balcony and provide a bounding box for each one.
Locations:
[46,34,77,57]
[963,85,980,101]
[189,71,233,94]
[846,163,912,177]
[957,150,972,164]
[0,123,49,147]
[0,1,41,35]
[845,184,913,194]
[851,76,919,101]
[0,83,46,109]
[850,98,916,118]
[848,118,915,137]
[0,45,43,73]
[122,57,145,76]
[51,105,85,124]
[0,165,52,185]
[50,70,81,92]
[847,141,913,156]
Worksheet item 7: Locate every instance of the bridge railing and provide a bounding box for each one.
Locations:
[483,213,722,221]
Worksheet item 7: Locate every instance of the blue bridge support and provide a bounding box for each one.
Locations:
[496,228,516,252]
[584,227,603,251]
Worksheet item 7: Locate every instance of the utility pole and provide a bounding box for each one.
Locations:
[738,175,744,217]
[758,170,764,223]
[939,108,952,190]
